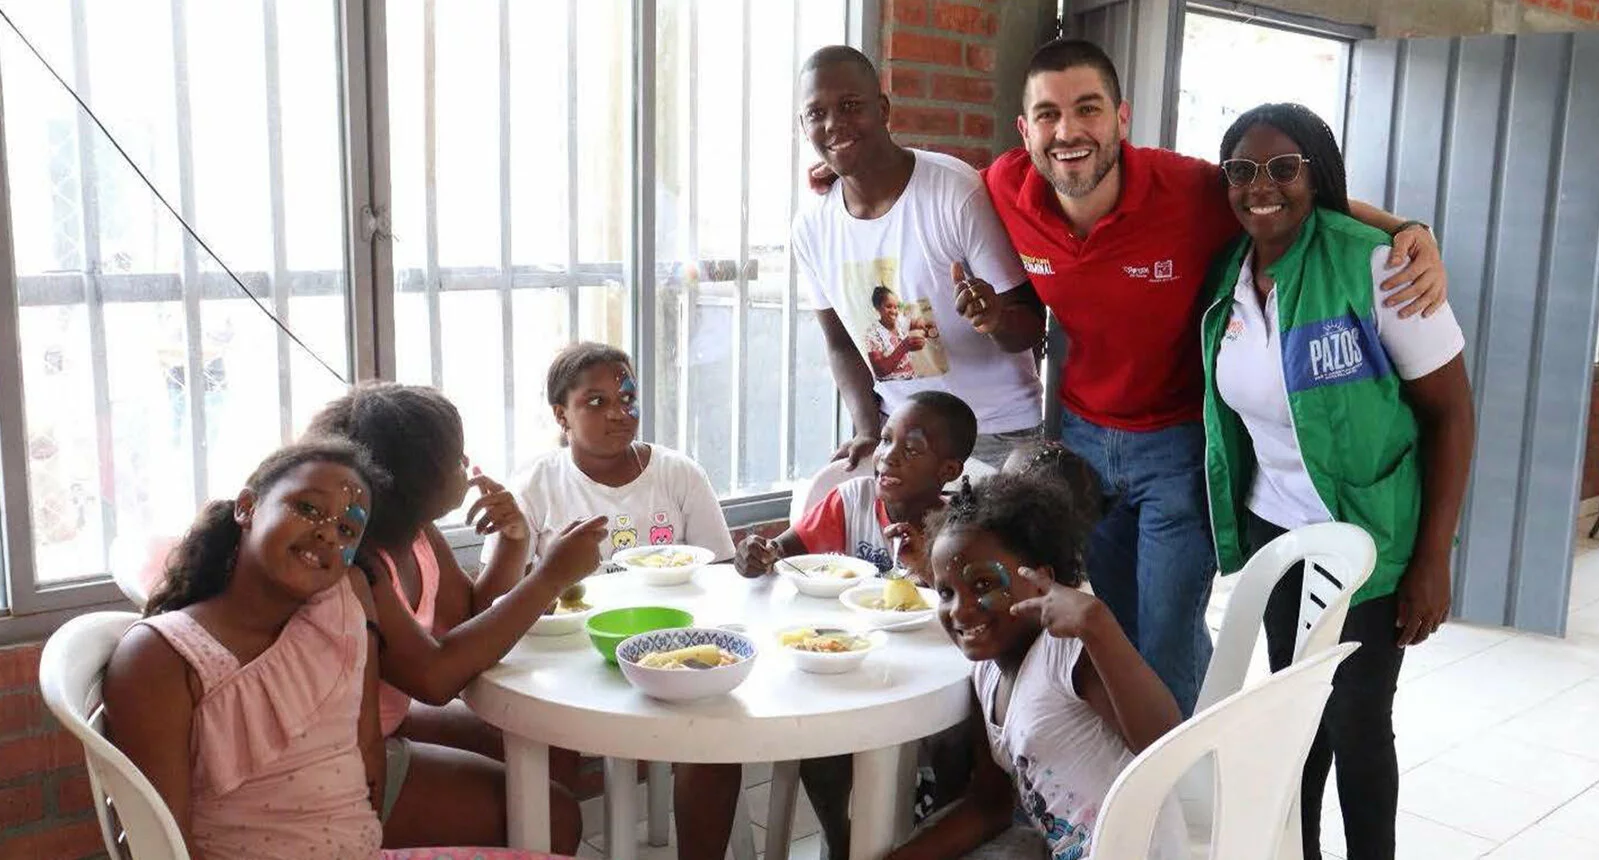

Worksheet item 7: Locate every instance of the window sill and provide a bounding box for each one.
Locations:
[1,489,794,644]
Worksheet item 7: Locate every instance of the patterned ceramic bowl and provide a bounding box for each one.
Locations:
[615,627,758,701]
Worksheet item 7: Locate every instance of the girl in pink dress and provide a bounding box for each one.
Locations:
[100,439,569,860]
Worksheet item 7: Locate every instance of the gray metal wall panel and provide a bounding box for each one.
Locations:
[1348,33,1599,633]
[1388,39,1451,224]
[1344,40,1398,206]
[1513,34,1599,630]
[1438,37,1513,371]
[1462,36,1567,623]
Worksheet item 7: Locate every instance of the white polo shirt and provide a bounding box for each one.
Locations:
[1215,246,1465,530]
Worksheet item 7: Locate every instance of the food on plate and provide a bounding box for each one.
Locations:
[635,644,741,670]
[543,583,591,616]
[805,560,861,579]
[631,548,697,568]
[780,629,870,653]
[865,577,929,612]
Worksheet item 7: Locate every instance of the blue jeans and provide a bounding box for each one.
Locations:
[1060,411,1216,715]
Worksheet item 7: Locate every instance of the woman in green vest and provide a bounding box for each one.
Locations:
[1199,103,1476,860]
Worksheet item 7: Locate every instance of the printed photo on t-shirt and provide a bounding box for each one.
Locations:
[839,257,949,381]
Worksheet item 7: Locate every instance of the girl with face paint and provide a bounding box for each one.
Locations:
[101,440,401,859]
[886,473,1186,860]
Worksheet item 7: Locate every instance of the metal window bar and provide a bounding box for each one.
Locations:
[0,42,38,611]
[69,0,116,568]
[347,0,394,381]
[630,0,657,442]
[729,0,752,491]
[564,0,580,343]
[170,0,209,508]
[677,0,700,461]
[778,0,802,484]
[262,0,294,443]
[422,0,442,388]
[497,0,516,468]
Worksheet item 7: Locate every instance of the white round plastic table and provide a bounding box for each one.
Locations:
[464,564,973,860]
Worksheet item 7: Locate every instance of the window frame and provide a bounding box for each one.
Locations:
[0,0,876,625]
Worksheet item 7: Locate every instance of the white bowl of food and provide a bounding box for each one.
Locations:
[776,553,879,598]
[613,544,716,586]
[775,624,886,674]
[839,579,939,629]
[528,584,596,636]
[615,627,758,701]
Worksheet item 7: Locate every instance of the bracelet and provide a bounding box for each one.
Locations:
[1391,219,1430,236]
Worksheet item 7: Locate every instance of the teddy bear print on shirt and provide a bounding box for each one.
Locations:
[649,511,675,545]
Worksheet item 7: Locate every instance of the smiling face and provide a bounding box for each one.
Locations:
[556,361,640,459]
[874,403,963,505]
[799,61,893,178]
[1018,66,1130,199]
[875,291,900,329]
[235,461,370,601]
[931,527,1048,662]
[1225,123,1316,249]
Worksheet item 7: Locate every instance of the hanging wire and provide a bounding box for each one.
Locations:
[0,5,350,385]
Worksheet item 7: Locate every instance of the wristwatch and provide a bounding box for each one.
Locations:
[1391,219,1431,237]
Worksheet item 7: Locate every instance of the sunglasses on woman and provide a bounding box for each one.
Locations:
[1220,154,1311,187]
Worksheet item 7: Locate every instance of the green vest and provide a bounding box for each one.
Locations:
[1199,207,1421,604]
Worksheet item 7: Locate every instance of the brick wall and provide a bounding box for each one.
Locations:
[882,0,1008,168]
[1584,365,1599,501]
[0,643,107,860]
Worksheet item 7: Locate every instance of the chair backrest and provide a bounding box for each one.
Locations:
[1194,522,1375,713]
[1092,642,1358,860]
[39,611,190,860]
[788,458,874,525]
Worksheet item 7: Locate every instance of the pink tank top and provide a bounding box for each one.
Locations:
[135,576,383,860]
[376,533,441,736]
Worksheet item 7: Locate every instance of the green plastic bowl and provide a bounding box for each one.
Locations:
[585,606,695,665]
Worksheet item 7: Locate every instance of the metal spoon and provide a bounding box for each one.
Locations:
[775,556,812,578]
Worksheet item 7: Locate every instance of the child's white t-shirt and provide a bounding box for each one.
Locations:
[974,633,1188,860]
[488,445,736,571]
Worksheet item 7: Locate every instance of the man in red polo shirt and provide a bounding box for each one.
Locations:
[984,39,1447,715]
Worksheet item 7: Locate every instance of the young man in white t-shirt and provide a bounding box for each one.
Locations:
[792,45,1046,470]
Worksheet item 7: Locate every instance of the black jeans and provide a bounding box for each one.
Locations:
[1247,512,1404,860]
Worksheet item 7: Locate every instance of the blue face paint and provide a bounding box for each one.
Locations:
[961,561,1013,611]
[346,504,368,526]
[341,545,358,566]
[618,375,641,419]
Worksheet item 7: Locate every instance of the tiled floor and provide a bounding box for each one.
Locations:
[577,520,1599,860]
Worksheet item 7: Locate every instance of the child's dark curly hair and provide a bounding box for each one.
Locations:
[1005,440,1105,519]
[145,438,389,616]
[303,381,464,550]
[927,472,1098,587]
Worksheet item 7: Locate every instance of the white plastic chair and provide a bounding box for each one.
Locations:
[788,458,874,525]
[39,611,190,860]
[1092,642,1359,860]
[1182,522,1377,859]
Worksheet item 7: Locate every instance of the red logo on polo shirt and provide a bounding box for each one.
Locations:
[1122,259,1177,282]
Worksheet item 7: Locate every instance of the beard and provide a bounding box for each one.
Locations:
[1030,138,1120,199]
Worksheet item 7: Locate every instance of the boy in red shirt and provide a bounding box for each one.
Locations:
[737,389,976,580]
